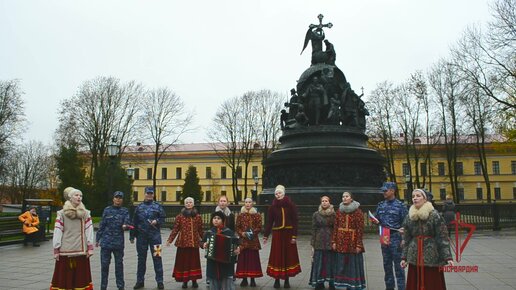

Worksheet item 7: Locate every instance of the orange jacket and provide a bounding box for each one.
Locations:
[18,211,40,234]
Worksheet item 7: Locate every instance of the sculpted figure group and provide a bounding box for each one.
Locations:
[49,182,452,290]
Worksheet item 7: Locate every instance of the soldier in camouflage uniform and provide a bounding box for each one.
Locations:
[96,191,131,290]
[373,182,408,290]
[130,186,166,290]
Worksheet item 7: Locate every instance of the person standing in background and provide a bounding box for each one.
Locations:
[18,206,40,247]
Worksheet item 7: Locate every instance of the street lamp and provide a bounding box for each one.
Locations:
[404,174,412,202]
[107,138,120,198]
[253,174,259,202]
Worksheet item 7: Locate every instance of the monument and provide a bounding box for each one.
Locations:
[260,14,385,205]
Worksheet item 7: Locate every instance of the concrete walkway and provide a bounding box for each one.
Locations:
[1,229,516,290]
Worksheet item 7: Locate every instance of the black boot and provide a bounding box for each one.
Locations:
[328,282,335,290]
[250,278,256,287]
[133,282,144,289]
[284,278,290,289]
[315,283,324,290]
[182,281,188,288]
[273,279,280,288]
[240,278,249,287]
[192,280,198,288]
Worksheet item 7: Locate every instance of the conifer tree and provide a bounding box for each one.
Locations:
[182,165,203,205]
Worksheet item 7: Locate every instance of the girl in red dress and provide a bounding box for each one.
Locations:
[235,198,263,287]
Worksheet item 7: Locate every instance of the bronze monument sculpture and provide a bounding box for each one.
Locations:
[261,14,385,205]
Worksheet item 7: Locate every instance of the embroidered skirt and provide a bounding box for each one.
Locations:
[406,264,446,290]
[266,229,301,279]
[50,255,93,290]
[334,252,366,289]
[309,249,336,286]
[173,247,202,282]
[236,248,263,278]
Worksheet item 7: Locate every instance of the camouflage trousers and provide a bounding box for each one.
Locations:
[381,233,405,290]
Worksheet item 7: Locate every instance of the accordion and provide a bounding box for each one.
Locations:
[205,232,236,264]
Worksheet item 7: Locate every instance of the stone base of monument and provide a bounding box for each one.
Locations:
[261,126,385,206]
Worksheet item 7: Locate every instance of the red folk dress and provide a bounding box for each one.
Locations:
[167,208,204,282]
[235,207,263,278]
[263,196,301,280]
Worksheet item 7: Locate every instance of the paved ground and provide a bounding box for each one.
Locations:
[1,229,516,290]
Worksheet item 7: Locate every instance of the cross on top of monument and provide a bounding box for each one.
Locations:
[309,14,333,31]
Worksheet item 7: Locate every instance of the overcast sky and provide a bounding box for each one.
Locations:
[1,0,492,146]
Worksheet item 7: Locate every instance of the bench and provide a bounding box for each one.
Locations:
[0,216,23,241]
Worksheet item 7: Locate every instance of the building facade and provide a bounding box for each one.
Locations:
[387,139,516,204]
[122,143,263,204]
[121,139,515,205]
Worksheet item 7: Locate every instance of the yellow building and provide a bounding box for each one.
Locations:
[121,138,515,205]
[387,138,516,203]
[122,143,262,204]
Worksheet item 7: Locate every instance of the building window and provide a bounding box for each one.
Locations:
[175,191,181,201]
[252,166,258,178]
[206,167,212,179]
[439,188,446,200]
[494,187,501,200]
[476,188,483,200]
[134,168,140,180]
[221,167,227,179]
[161,168,167,180]
[513,187,516,199]
[236,166,242,179]
[133,191,138,202]
[147,168,152,180]
[457,188,465,201]
[176,167,182,179]
[161,190,167,202]
[420,163,427,177]
[456,162,464,176]
[474,161,482,175]
[205,190,212,202]
[221,190,227,197]
[402,163,410,176]
[404,189,410,202]
[438,162,445,176]
[492,161,500,175]
[512,161,516,175]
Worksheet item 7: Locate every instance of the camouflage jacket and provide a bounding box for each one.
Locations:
[96,205,130,249]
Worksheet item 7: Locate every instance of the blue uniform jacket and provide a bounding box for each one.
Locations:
[96,206,131,249]
[375,199,408,230]
[130,201,166,240]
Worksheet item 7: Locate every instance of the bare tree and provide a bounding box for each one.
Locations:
[56,76,143,182]
[0,141,51,204]
[366,81,399,182]
[0,79,26,176]
[428,59,467,203]
[254,89,284,174]
[141,87,193,194]
[208,96,242,203]
[237,92,259,200]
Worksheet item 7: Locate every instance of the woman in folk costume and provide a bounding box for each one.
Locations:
[309,196,336,290]
[50,187,94,290]
[401,189,453,290]
[235,198,263,287]
[166,197,204,288]
[263,185,301,289]
[18,206,40,247]
[332,192,366,289]
[215,195,235,231]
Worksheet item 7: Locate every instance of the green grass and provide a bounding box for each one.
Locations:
[0,212,18,217]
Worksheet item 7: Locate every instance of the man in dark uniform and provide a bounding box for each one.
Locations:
[373,182,408,290]
[130,187,166,290]
[96,191,131,290]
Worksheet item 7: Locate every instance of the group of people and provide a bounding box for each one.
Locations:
[46,182,453,290]
[308,182,453,290]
